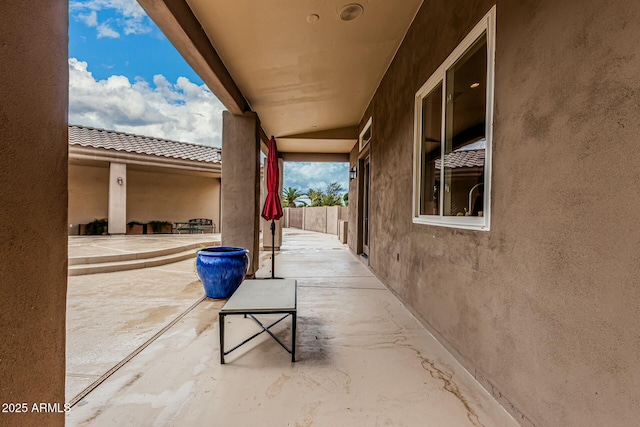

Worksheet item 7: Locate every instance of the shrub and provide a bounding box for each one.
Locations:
[85,218,108,235]
[148,220,172,233]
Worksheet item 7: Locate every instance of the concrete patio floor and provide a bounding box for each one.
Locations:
[65,229,518,426]
[66,234,221,400]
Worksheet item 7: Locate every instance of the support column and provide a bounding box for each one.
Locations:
[0,2,68,426]
[108,163,127,235]
[221,111,260,277]
[261,157,283,250]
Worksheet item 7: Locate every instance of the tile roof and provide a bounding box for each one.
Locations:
[436,150,484,169]
[69,125,221,164]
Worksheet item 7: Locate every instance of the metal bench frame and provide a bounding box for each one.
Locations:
[218,279,297,364]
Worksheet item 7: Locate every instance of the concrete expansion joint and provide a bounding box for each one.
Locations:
[67,296,206,408]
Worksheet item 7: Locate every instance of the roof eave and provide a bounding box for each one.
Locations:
[69,145,221,175]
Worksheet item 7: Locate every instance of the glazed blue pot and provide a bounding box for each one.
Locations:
[196,247,250,299]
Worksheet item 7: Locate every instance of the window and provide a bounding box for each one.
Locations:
[359,116,372,151]
[413,7,495,230]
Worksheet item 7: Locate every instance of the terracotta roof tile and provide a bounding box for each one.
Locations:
[68,125,221,164]
[436,150,484,169]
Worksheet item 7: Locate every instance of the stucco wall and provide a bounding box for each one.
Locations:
[338,206,349,221]
[326,207,338,235]
[68,164,109,227]
[0,1,68,426]
[303,207,327,233]
[127,169,220,229]
[68,165,220,232]
[354,1,640,426]
[221,111,261,276]
[285,206,345,236]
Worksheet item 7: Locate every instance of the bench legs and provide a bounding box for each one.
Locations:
[291,312,296,363]
[219,311,296,364]
[219,313,225,364]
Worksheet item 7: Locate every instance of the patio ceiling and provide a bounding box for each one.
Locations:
[137,0,423,158]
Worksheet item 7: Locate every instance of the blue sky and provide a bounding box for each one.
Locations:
[70,1,202,84]
[68,0,348,195]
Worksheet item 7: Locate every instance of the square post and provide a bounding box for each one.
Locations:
[0,2,68,425]
[108,162,127,234]
[221,111,261,276]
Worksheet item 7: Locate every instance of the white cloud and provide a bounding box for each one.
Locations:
[283,162,349,194]
[71,0,153,36]
[69,58,224,146]
[68,58,346,189]
[97,23,120,39]
[77,10,98,27]
[70,0,146,20]
[122,19,153,36]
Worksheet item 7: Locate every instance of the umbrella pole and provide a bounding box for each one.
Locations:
[271,219,276,279]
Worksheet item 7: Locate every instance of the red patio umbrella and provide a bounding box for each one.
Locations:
[261,136,283,278]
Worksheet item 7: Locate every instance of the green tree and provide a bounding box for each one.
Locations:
[321,182,344,206]
[343,192,349,207]
[305,182,345,207]
[283,187,304,208]
[306,188,324,207]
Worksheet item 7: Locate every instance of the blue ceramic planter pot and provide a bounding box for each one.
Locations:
[196,247,250,299]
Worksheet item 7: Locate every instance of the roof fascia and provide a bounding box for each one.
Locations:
[69,145,221,174]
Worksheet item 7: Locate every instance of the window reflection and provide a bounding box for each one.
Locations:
[419,83,442,216]
[443,34,487,216]
[414,9,494,229]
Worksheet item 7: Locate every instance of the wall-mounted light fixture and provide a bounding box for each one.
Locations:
[117,177,123,185]
[349,166,358,180]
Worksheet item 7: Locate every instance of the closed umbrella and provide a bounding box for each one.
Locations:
[261,136,283,278]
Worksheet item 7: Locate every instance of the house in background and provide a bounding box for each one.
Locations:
[68,125,221,234]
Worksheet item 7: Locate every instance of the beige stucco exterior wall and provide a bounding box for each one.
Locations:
[0,1,68,426]
[303,207,328,233]
[326,206,338,235]
[351,1,640,426]
[127,169,220,228]
[284,206,346,236]
[68,165,220,232]
[68,164,109,227]
[338,206,348,221]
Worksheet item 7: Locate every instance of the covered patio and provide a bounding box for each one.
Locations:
[65,229,517,426]
[5,2,640,426]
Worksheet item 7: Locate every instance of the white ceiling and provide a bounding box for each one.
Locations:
[180,0,423,154]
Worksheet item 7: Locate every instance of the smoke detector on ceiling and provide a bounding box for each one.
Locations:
[339,4,364,21]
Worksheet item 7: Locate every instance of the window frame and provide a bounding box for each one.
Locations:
[359,116,372,152]
[412,6,496,231]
